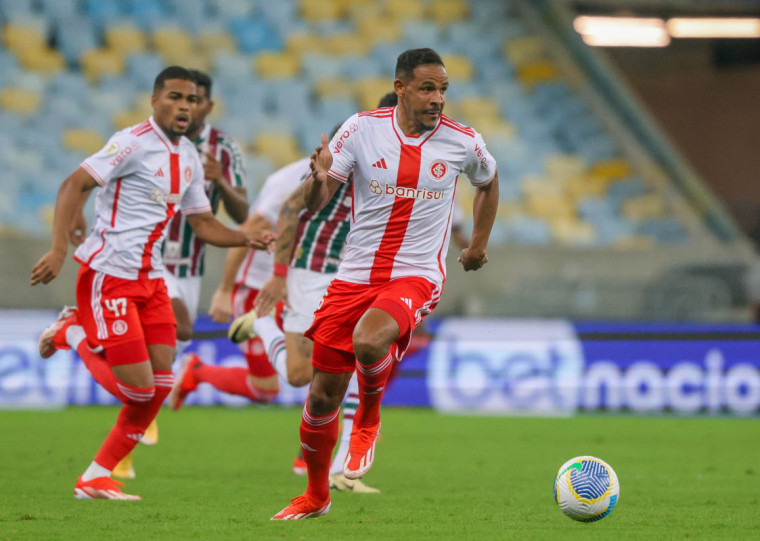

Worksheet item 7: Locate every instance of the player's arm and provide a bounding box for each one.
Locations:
[30,167,99,285]
[254,186,307,316]
[70,189,91,246]
[305,133,342,212]
[459,171,499,272]
[203,150,249,224]
[186,211,274,250]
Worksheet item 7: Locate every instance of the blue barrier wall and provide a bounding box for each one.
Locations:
[2,311,760,415]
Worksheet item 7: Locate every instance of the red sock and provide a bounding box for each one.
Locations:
[93,371,173,470]
[354,349,395,428]
[195,365,277,403]
[76,342,124,401]
[300,404,339,502]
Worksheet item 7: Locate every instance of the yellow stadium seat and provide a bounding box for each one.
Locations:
[545,154,586,181]
[355,15,402,44]
[113,110,148,131]
[300,0,341,22]
[286,32,324,55]
[503,36,546,66]
[567,177,607,199]
[589,159,633,181]
[17,46,65,74]
[621,193,666,221]
[426,0,469,25]
[456,96,501,126]
[255,51,301,79]
[517,60,561,86]
[441,54,473,82]
[525,193,575,220]
[253,133,302,168]
[0,87,41,115]
[551,217,596,246]
[62,128,106,155]
[522,175,565,198]
[80,48,125,83]
[105,24,147,56]
[386,0,424,20]
[3,22,46,53]
[314,77,356,100]
[152,27,196,67]
[356,76,395,111]
[477,119,517,141]
[198,30,236,56]
[323,33,371,57]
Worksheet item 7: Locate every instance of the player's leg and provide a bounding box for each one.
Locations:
[272,354,353,520]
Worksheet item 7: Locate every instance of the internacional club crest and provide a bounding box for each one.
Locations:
[429,160,448,181]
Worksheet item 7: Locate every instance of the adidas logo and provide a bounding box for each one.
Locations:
[155,168,165,177]
[127,433,143,442]
[400,297,413,309]
[371,158,388,169]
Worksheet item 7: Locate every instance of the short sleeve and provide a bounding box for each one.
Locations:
[181,153,212,215]
[80,131,142,187]
[327,114,359,184]
[463,132,497,186]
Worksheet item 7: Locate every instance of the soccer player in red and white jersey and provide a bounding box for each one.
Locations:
[271,48,499,519]
[30,66,273,501]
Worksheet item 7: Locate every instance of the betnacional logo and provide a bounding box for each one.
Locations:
[184,166,192,183]
[474,143,490,169]
[149,188,182,204]
[333,123,359,154]
[369,179,382,194]
[112,320,128,336]
[429,160,448,181]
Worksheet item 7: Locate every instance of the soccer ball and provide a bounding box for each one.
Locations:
[553,456,619,522]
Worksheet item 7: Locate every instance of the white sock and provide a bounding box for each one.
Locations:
[330,373,359,475]
[253,317,288,381]
[81,461,112,481]
[66,325,87,350]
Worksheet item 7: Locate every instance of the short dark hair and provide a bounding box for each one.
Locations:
[189,69,212,99]
[395,48,444,81]
[153,66,195,94]
[377,92,398,108]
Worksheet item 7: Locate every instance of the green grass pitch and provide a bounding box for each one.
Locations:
[1,406,758,540]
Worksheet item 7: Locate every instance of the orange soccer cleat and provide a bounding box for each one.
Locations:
[74,476,141,500]
[38,306,78,359]
[292,453,307,476]
[168,354,203,411]
[271,494,331,520]
[343,422,381,480]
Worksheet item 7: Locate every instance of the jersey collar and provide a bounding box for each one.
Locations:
[194,123,211,145]
[392,106,441,146]
[149,116,180,150]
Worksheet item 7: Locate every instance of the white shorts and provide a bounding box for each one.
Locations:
[162,273,202,322]
[283,268,335,334]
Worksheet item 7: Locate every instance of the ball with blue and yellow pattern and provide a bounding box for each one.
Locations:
[554,456,619,522]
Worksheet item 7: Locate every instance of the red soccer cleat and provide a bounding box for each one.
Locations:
[38,306,78,359]
[343,422,381,480]
[168,354,203,411]
[74,476,141,500]
[271,494,331,520]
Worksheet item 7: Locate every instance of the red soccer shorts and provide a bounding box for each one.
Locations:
[305,277,438,372]
[76,265,176,363]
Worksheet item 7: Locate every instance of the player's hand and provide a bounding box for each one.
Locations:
[255,275,288,317]
[69,212,87,246]
[203,152,223,184]
[209,288,233,323]
[30,250,66,285]
[458,247,488,272]
[309,132,333,183]
[246,230,276,252]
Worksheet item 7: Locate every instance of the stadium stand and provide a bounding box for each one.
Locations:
[0,0,754,320]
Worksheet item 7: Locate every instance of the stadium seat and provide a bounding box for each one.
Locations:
[386,0,424,20]
[323,33,372,58]
[517,60,562,87]
[440,54,474,82]
[16,46,65,74]
[56,18,98,65]
[105,24,148,57]
[252,132,302,168]
[355,76,395,111]
[503,36,546,67]
[80,48,125,83]
[255,51,301,79]
[622,194,667,221]
[2,20,47,53]
[62,128,105,155]
[299,0,341,22]
[426,0,470,26]
[198,30,236,57]
[313,76,356,101]
[355,16,402,45]
[228,18,283,54]
[551,217,597,246]
[285,32,324,56]
[0,87,41,115]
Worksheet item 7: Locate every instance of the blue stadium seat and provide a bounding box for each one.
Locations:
[0,0,34,19]
[125,52,165,90]
[82,0,122,28]
[228,18,282,54]
[55,17,98,64]
[507,215,553,246]
[39,0,79,19]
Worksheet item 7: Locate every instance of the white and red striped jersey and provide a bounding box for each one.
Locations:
[327,106,496,291]
[74,116,211,280]
[235,158,310,289]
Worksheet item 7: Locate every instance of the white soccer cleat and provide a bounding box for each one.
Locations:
[329,473,380,493]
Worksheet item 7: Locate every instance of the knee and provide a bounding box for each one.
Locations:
[307,386,342,416]
[175,323,193,342]
[124,384,156,405]
[287,359,313,388]
[352,327,388,365]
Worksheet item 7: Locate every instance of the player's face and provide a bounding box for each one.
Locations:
[187,85,214,136]
[151,78,198,142]
[396,64,448,134]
